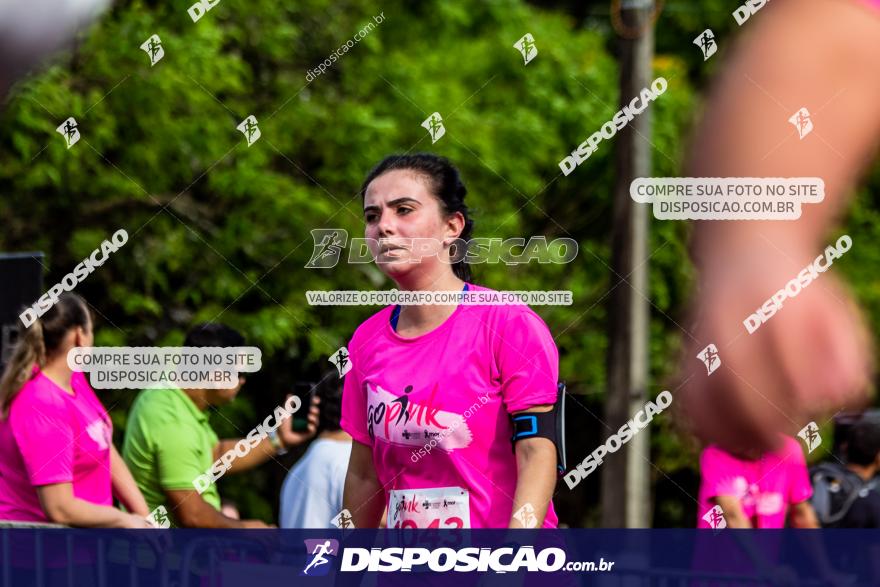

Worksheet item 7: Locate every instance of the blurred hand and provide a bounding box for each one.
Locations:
[279,393,320,448]
[679,238,872,454]
[678,0,880,455]
[123,512,155,529]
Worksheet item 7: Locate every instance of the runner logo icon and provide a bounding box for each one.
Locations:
[56,117,80,149]
[702,505,727,530]
[140,34,164,66]
[693,29,716,61]
[237,115,261,146]
[305,229,349,268]
[302,539,339,576]
[697,344,721,376]
[513,33,538,65]
[789,107,813,140]
[798,421,822,454]
[421,112,445,144]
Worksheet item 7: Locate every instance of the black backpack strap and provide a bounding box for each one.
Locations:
[812,462,873,525]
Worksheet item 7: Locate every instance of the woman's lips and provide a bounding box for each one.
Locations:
[378,244,408,256]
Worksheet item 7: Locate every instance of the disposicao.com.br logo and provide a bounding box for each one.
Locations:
[304,229,578,268]
[300,542,614,574]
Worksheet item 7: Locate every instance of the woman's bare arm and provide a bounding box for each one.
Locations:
[342,440,385,528]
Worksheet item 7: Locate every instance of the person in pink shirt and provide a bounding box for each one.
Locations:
[0,292,152,528]
[692,438,851,586]
[697,435,818,529]
[341,153,561,529]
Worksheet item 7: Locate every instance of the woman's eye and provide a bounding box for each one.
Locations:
[397,207,412,215]
[365,213,377,222]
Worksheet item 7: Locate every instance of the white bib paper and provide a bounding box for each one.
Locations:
[388,486,471,529]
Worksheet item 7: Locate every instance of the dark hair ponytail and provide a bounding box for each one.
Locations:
[360,153,474,282]
[0,293,90,417]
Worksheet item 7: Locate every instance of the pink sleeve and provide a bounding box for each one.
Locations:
[787,440,813,504]
[339,333,372,447]
[496,308,559,414]
[9,392,74,486]
[74,372,112,429]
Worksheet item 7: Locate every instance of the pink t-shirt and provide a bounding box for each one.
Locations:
[0,368,113,521]
[697,436,812,529]
[341,283,560,528]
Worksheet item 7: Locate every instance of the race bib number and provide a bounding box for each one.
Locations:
[388,486,470,529]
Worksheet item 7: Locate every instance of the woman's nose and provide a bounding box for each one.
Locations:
[377,209,395,237]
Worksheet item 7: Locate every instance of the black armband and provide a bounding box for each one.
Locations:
[510,382,567,477]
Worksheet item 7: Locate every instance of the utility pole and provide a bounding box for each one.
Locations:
[601,0,654,529]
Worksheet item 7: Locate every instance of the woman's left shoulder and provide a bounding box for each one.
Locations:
[467,284,552,338]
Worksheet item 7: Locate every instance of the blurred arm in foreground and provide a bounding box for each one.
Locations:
[681,0,880,452]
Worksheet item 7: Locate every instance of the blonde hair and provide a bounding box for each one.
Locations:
[0,293,90,417]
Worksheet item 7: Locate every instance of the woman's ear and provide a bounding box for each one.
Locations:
[445,211,466,244]
[74,326,89,348]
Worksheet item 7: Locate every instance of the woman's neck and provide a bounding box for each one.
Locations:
[394,267,463,293]
[393,270,465,335]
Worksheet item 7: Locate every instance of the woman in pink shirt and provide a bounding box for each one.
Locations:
[0,292,152,527]
[697,436,818,529]
[341,153,561,528]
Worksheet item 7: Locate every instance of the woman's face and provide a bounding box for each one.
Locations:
[363,169,463,279]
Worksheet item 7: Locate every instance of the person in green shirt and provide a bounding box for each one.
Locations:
[123,323,319,528]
